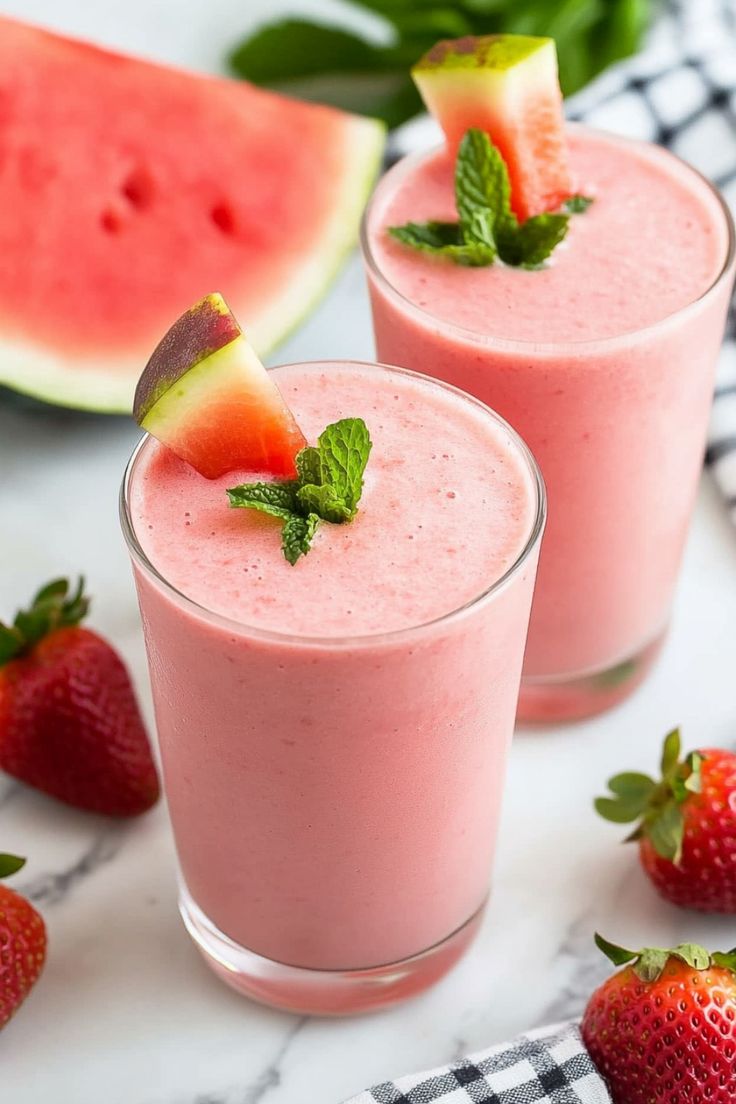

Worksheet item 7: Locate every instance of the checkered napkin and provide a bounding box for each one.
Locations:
[390,0,736,523]
[344,1023,611,1104]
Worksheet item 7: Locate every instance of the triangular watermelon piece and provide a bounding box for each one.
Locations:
[0,18,384,412]
[413,35,571,221]
[134,293,306,479]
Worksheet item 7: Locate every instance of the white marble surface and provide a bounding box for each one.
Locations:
[1,2,736,1101]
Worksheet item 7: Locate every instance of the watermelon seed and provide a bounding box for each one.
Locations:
[100,209,122,234]
[211,202,236,236]
[121,168,154,210]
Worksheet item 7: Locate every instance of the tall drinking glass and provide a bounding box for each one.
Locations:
[121,361,545,1014]
[362,126,736,721]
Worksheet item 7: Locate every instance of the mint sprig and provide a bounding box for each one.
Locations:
[389,128,591,270]
[227,418,372,565]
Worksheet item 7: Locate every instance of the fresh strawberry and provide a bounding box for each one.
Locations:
[0,578,159,817]
[582,934,736,1104]
[0,853,46,1029]
[595,729,736,912]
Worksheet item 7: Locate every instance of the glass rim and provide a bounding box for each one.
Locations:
[120,359,546,650]
[360,123,736,356]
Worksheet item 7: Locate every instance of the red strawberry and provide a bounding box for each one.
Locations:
[595,729,736,912]
[0,578,159,817]
[0,853,46,1029]
[582,934,736,1104]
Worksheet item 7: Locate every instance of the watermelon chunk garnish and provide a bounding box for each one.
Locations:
[413,35,572,221]
[133,294,306,480]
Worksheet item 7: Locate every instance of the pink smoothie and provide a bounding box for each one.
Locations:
[125,362,543,970]
[365,126,735,709]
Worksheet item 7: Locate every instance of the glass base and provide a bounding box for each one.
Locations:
[517,629,666,724]
[179,888,487,1015]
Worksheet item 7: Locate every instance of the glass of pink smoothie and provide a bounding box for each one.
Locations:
[121,360,545,1015]
[362,125,736,722]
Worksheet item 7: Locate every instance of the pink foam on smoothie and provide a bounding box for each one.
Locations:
[130,362,536,636]
[369,128,726,343]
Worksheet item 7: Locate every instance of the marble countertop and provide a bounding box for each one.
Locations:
[1,2,736,1101]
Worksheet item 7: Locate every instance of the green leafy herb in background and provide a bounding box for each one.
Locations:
[229,0,654,129]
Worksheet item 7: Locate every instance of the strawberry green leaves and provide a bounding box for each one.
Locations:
[0,854,26,879]
[594,934,736,983]
[0,578,89,666]
[228,418,372,565]
[595,728,705,866]
[389,129,587,269]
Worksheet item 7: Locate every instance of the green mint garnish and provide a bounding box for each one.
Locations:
[387,221,495,267]
[563,194,594,214]
[227,417,372,565]
[389,128,591,270]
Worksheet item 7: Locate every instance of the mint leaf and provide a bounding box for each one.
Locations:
[227,418,372,565]
[389,221,463,249]
[463,207,497,250]
[316,418,372,515]
[388,221,496,266]
[497,212,569,268]
[388,221,498,267]
[282,512,320,566]
[390,129,571,269]
[455,127,514,236]
[563,194,594,214]
[295,446,323,487]
[297,483,353,523]
[226,481,299,520]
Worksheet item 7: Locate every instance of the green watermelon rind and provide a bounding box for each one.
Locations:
[0,114,385,415]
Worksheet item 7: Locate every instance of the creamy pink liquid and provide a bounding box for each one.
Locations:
[128,363,541,968]
[366,127,734,682]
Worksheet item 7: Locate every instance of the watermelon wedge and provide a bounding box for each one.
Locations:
[134,293,306,479]
[412,36,571,221]
[0,18,384,412]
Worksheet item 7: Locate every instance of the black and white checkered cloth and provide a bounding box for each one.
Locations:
[344,1023,611,1104]
[390,0,736,524]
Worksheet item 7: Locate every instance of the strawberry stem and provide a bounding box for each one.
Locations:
[595,934,736,982]
[0,577,89,666]
[594,728,704,865]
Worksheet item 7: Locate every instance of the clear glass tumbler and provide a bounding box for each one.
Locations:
[362,130,736,722]
[120,361,545,1014]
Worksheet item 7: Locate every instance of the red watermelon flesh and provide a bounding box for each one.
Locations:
[413,35,572,221]
[0,18,384,411]
[134,293,306,479]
